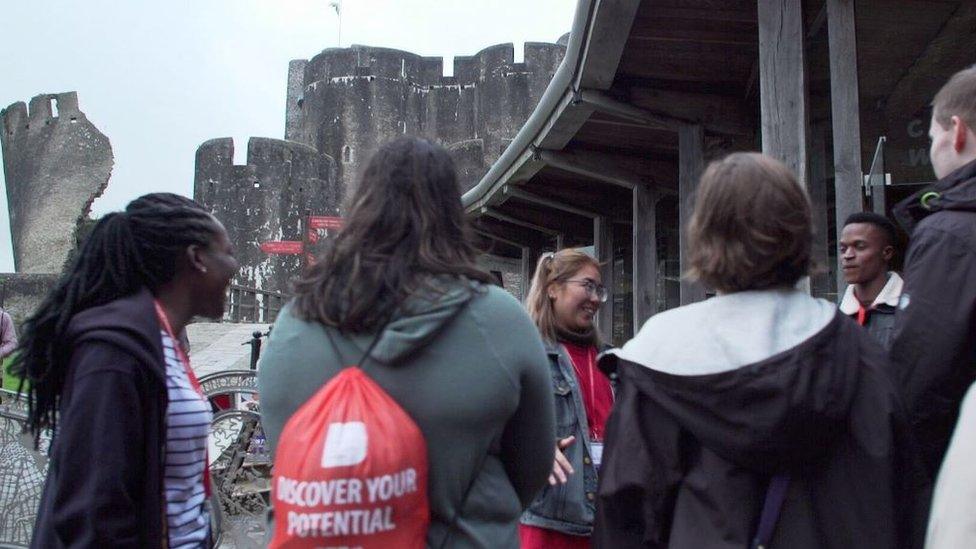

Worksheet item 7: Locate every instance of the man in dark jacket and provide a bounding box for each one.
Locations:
[890,65,976,477]
[839,212,903,348]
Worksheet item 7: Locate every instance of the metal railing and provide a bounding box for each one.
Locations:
[224,284,287,324]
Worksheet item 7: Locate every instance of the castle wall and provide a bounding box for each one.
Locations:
[194,137,338,293]
[0,92,112,273]
[197,41,564,293]
[292,42,565,196]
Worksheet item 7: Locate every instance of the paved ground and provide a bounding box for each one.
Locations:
[187,322,271,377]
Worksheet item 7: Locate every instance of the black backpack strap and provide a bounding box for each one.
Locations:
[751,474,790,549]
[322,317,391,372]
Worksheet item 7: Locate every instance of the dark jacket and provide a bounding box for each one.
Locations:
[593,290,929,549]
[891,158,976,477]
[259,280,555,548]
[520,340,608,536]
[32,288,169,549]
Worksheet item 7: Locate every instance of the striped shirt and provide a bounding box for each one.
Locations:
[162,330,211,548]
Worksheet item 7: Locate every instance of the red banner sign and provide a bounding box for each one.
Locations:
[260,241,305,255]
[308,216,343,230]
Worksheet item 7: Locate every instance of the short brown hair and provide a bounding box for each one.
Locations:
[932,65,976,131]
[687,152,812,293]
[525,248,601,345]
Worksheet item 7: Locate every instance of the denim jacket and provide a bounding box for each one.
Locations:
[520,340,606,536]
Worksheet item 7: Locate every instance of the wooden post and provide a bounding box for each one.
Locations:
[633,184,658,332]
[759,0,811,293]
[808,124,833,299]
[520,246,534,303]
[758,0,809,189]
[827,0,863,296]
[594,217,614,343]
[679,124,706,305]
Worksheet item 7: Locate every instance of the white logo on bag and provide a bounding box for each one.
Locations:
[321,422,368,468]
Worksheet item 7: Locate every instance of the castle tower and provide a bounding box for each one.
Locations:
[194,137,338,294]
[287,42,565,198]
[0,92,113,273]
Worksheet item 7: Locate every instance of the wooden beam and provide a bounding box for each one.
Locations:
[633,183,659,330]
[482,208,561,236]
[503,186,599,218]
[473,219,549,250]
[594,217,614,343]
[758,0,809,190]
[639,7,755,23]
[605,87,755,136]
[678,124,707,305]
[629,28,756,47]
[577,89,678,131]
[520,247,534,303]
[827,0,863,296]
[473,229,529,250]
[808,123,833,299]
[539,149,638,190]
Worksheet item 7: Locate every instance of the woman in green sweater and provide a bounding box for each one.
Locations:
[258,136,555,548]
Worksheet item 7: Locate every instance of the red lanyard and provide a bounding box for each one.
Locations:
[153,299,211,497]
[567,345,600,440]
[153,300,205,400]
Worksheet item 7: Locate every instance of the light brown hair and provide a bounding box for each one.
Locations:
[686,152,812,293]
[932,65,976,131]
[524,248,601,345]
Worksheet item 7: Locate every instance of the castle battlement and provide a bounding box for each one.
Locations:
[2,92,85,139]
[298,41,566,90]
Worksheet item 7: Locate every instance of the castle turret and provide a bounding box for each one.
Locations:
[194,137,338,293]
[1,92,112,273]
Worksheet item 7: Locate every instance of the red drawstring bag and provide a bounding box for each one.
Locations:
[270,333,429,548]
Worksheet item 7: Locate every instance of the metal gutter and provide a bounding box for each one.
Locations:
[460,0,596,212]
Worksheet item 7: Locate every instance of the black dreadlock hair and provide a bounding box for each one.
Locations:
[11,193,219,445]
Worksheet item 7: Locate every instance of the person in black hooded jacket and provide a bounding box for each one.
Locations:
[890,65,976,479]
[10,193,238,548]
[594,153,929,549]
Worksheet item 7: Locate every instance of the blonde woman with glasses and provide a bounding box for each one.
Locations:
[520,248,613,549]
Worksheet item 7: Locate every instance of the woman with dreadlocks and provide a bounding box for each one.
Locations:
[13,193,238,548]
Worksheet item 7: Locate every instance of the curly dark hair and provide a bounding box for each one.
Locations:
[293,136,491,332]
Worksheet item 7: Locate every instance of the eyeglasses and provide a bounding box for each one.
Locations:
[564,279,608,302]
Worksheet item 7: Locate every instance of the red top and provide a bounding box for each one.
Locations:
[520,342,614,548]
[562,341,614,441]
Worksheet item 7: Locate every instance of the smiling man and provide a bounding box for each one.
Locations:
[838,212,902,348]
[889,65,976,480]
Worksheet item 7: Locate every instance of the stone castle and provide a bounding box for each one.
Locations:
[0,40,565,302]
[194,41,565,293]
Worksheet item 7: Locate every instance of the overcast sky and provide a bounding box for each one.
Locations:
[0,0,577,272]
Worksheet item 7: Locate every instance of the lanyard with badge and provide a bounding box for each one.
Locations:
[153,299,211,497]
[570,346,605,471]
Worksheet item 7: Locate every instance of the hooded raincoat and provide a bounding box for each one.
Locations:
[891,158,976,477]
[593,289,929,549]
[258,278,555,548]
[31,288,171,548]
